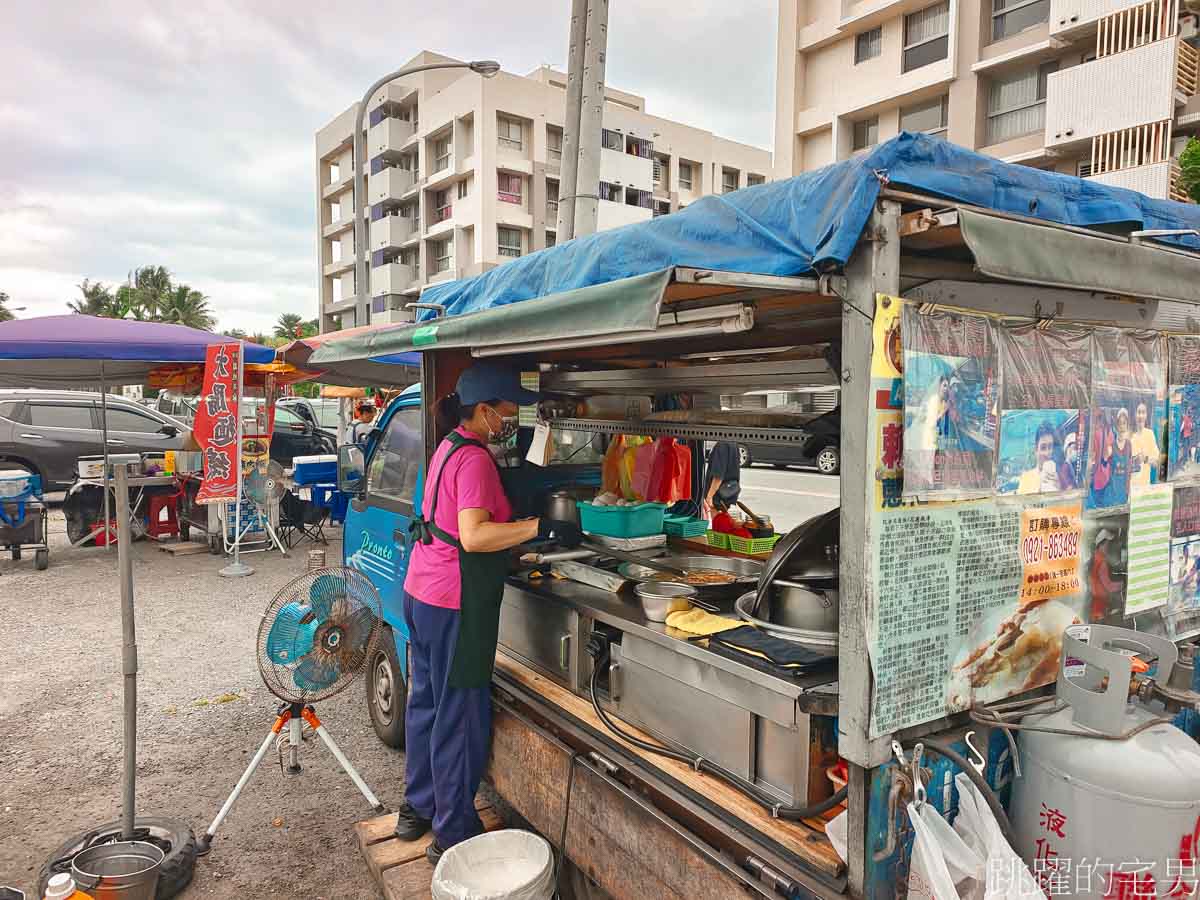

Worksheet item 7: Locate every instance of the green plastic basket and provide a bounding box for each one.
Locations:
[705,530,730,550]
[727,533,781,556]
[663,515,708,538]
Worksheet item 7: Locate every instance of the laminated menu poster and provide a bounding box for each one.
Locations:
[996,326,1091,497]
[868,500,1085,736]
[1086,330,1166,510]
[901,305,998,501]
[1124,483,1173,614]
[1168,336,1200,480]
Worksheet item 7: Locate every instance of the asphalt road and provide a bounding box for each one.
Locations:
[736,465,839,534]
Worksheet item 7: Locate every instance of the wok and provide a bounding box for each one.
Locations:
[617,554,763,609]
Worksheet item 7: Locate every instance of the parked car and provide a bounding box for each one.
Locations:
[278,396,343,433]
[735,407,841,475]
[0,390,188,489]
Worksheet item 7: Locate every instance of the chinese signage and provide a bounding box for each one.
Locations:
[195,343,241,505]
[1019,504,1083,606]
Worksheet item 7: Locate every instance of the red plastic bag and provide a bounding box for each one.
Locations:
[631,440,657,501]
[647,438,692,503]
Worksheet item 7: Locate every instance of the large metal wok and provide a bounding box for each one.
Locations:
[617,554,762,610]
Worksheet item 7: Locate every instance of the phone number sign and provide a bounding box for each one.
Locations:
[1019,502,1082,605]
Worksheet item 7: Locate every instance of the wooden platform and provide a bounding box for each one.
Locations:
[157,540,207,555]
[354,798,503,900]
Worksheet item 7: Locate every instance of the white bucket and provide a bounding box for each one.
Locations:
[431,829,554,900]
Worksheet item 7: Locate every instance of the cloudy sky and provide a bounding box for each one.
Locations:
[0,1,777,334]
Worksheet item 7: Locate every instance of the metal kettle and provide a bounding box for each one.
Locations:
[543,490,581,526]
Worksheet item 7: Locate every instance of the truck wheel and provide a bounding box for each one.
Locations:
[10,547,19,561]
[35,549,48,570]
[38,816,196,899]
[367,629,407,749]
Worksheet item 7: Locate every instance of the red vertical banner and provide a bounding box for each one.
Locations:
[195,343,242,505]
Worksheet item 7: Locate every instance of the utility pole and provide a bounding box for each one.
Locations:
[556,0,587,239]
[572,0,608,238]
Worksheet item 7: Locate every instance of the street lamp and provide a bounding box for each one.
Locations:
[352,59,501,326]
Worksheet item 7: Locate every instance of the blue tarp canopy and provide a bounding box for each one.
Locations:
[419,132,1200,320]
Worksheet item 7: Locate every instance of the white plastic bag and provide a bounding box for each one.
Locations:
[826,809,848,864]
[907,801,983,900]
[952,773,1044,900]
[431,829,554,900]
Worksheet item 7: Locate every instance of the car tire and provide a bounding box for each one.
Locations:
[367,628,407,749]
[737,445,752,468]
[38,816,196,900]
[11,547,19,561]
[816,446,840,476]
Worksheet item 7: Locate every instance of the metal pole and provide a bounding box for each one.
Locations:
[221,341,253,577]
[353,60,500,326]
[101,362,112,553]
[572,0,609,238]
[115,463,136,839]
[556,0,588,239]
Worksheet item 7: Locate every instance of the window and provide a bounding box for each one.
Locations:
[547,126,563,162]
[652,155,667,186]
[1077,160,1094,178]
[747,173,766,186]
[722,168,738,192]
[900,95,949,135]
[433,134,451,172]
[433,189,452,222]
[366,406,422,506]
[626,136,653,158]
[498,116,523,150]
[457,180,469,200]
[546,231,556,247]
[903,2,950,72]
[547,179,559,219]
[498,226,522,258]
[653,200,670,217]
[625,187,652,208]
[28,403,94,430]
[992,0,1049,41]
[431,238,453,273]
[678,161,693,190]
[106,408,168,433]
[598,181,622,202]
[601,128,624,151]
[852,116,879,151]
[498,173,523,204]
[986,61,1057,145]
[855,27,882,63]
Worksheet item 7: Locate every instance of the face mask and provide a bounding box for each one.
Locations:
[484,406,518,444]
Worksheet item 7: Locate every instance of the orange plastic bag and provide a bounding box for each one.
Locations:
[601,434,626,496]
[647,437,692,503]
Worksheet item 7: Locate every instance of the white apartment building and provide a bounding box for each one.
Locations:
[316,51,772,330]
[775,0,1200,198]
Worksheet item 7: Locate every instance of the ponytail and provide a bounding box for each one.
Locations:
[435,392,463,437]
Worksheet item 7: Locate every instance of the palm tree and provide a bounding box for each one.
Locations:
[0,292,13,322]
[69,279,116,316]
[274,312,305,338]
[159,285,216,330]
[129,265,172,319]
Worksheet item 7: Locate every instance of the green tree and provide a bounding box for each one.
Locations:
[274,312,305,338]
[0,292,14,322]
[159,284,216,330]
[68,267,217,331]
[224,328,249,340]
[250,332,269,346]
[69,279,116,316]
[1180,137,1200,204]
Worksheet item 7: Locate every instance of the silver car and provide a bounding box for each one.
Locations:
[0,390,188,490]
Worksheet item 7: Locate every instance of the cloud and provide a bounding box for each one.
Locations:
[0,0,777,332]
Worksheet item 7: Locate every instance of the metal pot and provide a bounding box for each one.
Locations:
[543,490,581,526]
[634,582,696,622]
[771,580,839,632]
[734,590,838,652]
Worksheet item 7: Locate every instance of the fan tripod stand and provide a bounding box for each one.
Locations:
[197,701,384,855]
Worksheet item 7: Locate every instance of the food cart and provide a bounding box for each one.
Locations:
[312,133,1200,899]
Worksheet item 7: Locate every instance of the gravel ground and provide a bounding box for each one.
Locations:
[0,508,404,898]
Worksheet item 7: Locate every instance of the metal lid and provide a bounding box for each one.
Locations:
[754,508,839,612]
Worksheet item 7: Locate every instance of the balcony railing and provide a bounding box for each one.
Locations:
[1178,39,1199,95]
[546,200,559,220]
[1089,120,1173,175]
[498,189,522,205]
[1096,0,1178,57]
[433,204,453,223]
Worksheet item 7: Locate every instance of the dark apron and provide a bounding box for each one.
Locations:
[410,431,510,689]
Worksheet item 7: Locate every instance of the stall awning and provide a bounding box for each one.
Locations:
[957,208,1200,304]
[309,269,674,378]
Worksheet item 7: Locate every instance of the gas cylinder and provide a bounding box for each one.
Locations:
[1010,625,1200,897]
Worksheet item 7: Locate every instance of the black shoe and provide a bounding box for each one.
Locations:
[426,837,446,866]
[393,802,431,841]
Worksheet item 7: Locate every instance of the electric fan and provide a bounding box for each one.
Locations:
[197,567,386,854]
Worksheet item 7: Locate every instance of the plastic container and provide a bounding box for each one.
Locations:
[662,514,708,538]
[727,533,782,556]
[577,501,666,538]
[70,841,163,900]
[431,829,554,900]
[44,873,93,899]
[705,530,731,550]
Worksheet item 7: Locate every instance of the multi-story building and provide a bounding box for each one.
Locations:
[316,51,772,330]
[775,0,1200,199]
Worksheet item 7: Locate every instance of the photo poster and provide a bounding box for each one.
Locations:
[996,326,1091,497]
[872,295,905,511]
[1085,330,1167,510]
[1168,336,1200,481]
[901,305,998,501]
[1168,485,1200,634]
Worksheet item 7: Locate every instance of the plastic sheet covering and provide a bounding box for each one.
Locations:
[431,830,554,900]
[902,305,998,500]
[995,326,1091,497]
[418,132,1200,322]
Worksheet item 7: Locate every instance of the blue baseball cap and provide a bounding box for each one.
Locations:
[456,361,541,406]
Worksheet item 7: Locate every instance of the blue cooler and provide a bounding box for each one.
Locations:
[292,454,338,486]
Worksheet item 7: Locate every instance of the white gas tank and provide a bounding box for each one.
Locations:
[1010,626,1200,897]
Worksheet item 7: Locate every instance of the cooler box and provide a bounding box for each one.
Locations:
[292,454,338,485]
[0,469,41,501]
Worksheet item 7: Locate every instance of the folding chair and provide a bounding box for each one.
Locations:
[278,491,328,548]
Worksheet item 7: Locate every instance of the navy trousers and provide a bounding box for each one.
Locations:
[402,591,492,847]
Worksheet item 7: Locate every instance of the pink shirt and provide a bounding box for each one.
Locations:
[404,427,513,610]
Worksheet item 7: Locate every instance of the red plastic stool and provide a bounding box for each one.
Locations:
[146,493,180,539]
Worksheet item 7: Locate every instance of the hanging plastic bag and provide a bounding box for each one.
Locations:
[907,800,983,900]
[601,434,626,496]
[648,438,692,503]
[951,774,1043,900]
[631,439,658,501]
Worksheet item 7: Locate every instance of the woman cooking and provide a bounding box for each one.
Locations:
[393,361,582,863]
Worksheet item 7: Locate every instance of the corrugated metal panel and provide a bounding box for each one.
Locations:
[1045,39,1178,148]
[811,390,840,413]
[1087,159,1174,197]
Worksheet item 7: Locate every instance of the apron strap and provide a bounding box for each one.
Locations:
[410,431,496,550]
